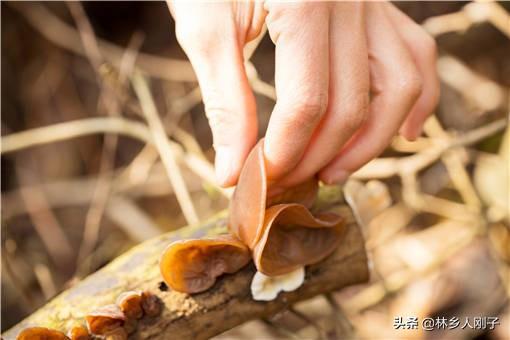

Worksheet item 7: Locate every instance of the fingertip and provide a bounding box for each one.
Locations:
[263,142,296,180]
[318,168,351,185]
[214,147,237,187]
[399,118,423,141]
[215,129,258,187]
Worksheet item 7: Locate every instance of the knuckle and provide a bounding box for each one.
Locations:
[391,71,423,101]
[421,34,438,60]
[204,102,237,144]
[338,94,369,132]
[206,108,231,130]
[175,24,217,55]
[287,94,328,124]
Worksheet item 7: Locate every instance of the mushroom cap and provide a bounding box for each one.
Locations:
[159,235,251,293]
[229,140,320,249]
[267,177,319,209]
[85,304,125,335]
[67,325,90,340]
[229,139,344,276]
[253,204,345,276]
[228,140,267,248]
[116,291,143,319]
[17,327,69,340]
[103,327,128,340]
[140,291,162,317]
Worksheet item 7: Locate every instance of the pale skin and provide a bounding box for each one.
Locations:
[168,1,439,189]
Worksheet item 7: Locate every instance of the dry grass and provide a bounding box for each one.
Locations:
[1,1,509,338]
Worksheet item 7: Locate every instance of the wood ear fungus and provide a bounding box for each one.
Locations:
[159,235,251,293]
[17,327,69,340]
[253,205,344,276]
[85,304,125,336]
[67,325,90,340]
[159,139,345,294]
[140,291,162,317]
[228,140,268,248]
[116,291,144,319]
[103,327,128,340]
[230,140,345,276]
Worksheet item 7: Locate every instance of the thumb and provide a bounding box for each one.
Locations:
[175,8,258,187]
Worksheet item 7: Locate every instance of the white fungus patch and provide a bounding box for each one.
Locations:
[250,267,305,301]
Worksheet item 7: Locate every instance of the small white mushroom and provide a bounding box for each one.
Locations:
[251,267,305,301]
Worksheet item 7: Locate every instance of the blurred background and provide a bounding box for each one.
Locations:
[1,1,509,338]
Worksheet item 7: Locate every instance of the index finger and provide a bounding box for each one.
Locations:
[263,2,330,180]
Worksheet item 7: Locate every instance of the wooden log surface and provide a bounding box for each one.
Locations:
[3,186,369,340]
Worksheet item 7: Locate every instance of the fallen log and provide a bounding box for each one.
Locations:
[3,186,369,340]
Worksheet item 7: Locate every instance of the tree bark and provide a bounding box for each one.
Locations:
[3,187,369,340]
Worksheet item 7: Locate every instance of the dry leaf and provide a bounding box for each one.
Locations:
[344,179,392,228]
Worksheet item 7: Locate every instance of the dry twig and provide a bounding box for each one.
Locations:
[67,2,123,270]
[7,2,196,82]
[1,117,151,154]
[131,72,199,225]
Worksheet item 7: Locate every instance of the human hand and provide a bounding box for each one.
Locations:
[168,1,439,188]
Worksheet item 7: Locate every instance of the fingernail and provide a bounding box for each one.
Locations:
[412,125,423,139]
[322,169,351,185]
[215,147,233,186]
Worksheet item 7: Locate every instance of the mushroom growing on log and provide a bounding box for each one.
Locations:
[16,327,69,340]
[85,304,125,336]
[160,140,345,291]
[140,291,162,317]
[4,186,367,340]
[159,235,251,293]
[67,325,90,340]
[116,291,144,319]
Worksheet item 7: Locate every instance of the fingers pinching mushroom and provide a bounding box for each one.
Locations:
[159,139,345,297]
[253,205,344,276]
[228,140,268,249]
[230,140,345,276]
[86,304,125,336]
[160,235,251,293]
[17,327,69,340]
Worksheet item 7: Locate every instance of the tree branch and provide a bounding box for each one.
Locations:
[3,189,368,340]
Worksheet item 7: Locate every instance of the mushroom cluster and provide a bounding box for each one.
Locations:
[160,140,346,294]
[17,290,161,340]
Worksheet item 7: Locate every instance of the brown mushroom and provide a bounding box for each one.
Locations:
[104,327,128,340]
[159,139,345,294]
[123,317,138,335]
[17,327,69,340]
[160,235,251,293]
[116,291,143,319]
[253,204,344,276]
[267,177,319,208]
[229,140,345,275]
[140,291,162,317]
[67,325,90,340]
[228,140,268,248]
[229,140,321,249]
[85,304,125,336]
